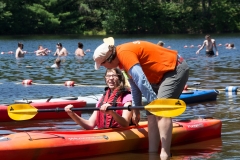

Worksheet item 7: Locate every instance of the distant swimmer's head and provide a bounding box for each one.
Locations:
[229,43,234,48]
[226,43,235,49]
[56,43,62,48]
[157,41,164,47]
[205,34,211,40]
[78,42,83,49]
[18,42,24,49]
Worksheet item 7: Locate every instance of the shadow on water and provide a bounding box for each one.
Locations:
[80,138,222,160]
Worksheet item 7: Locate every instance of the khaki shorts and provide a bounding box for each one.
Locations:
[146,59,189,115]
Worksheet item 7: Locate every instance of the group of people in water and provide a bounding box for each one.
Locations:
[15,42,90,68]
[15,42,90,58]
[15,34,234,60]
[159,34,235,57]
[195,34,235,57]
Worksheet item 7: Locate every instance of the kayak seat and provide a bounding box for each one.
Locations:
[14,101,32,104]
[61,97,78,100]
[181,90,194,94]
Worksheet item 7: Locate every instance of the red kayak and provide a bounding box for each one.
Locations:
[0,118,221,160]
[0,100,86,122]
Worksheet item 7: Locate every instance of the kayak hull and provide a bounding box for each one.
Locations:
[0,100,86,122]
[0,118,221,160]
[180,89,219,104]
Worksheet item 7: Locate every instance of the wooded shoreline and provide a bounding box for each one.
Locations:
[0,0,239,35]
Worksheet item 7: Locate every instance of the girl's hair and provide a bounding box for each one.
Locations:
[78,42,83,49]
[105,68,126,89]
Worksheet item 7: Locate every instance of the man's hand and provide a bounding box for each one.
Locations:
[132,109,140,126]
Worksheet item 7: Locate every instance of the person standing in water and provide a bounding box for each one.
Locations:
[51,58,61,68]
[226,43,235,49]
[75,42,90,57]
[36,45,48,56]
[15,42,25,58]
[196,34,219,57]
[54,43,68,56]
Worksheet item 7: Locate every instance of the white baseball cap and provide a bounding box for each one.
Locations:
[93,37,115,70]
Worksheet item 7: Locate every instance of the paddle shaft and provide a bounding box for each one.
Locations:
[8,99,186,120]
[37,106,144,113]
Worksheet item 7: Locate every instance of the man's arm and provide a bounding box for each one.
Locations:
[196,41,206,54]
[64,49,68,56]
[53,50,58,56]
[127,64,158,125]
[129,64,157,103]
[15,49,19,58]
[212,39,219,55]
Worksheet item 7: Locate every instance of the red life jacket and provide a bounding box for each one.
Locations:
[96,87,131,129]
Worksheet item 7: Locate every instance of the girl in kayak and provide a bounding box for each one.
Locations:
[93,37,189,160]
[65,68,132,129]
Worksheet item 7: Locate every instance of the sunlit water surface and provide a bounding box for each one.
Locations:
[0,34,240,159]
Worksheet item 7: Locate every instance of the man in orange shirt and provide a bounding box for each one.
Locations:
[93,37,189,159]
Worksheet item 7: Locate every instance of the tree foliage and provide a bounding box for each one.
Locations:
[0,0,239,35]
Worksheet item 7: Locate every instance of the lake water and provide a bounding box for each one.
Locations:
[0,34,240,159]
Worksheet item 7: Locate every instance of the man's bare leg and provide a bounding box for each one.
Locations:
[158,116,172,160]
[148,115,160,153]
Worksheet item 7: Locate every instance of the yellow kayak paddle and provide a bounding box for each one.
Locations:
[8,98,186,121]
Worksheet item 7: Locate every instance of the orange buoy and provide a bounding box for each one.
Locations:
[22,79,32,85]
[65,81,75,86]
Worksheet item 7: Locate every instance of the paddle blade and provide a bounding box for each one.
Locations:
[145,99,186,117]
[7,104,37,121]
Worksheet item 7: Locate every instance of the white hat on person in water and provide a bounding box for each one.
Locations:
[93,37,115,70]
[157,41,164,46]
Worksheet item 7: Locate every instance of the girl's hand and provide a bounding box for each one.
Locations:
[100,103,113,114]
[65,104,74,114]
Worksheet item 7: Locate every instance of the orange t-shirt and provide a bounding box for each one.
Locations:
[116,41,177,84]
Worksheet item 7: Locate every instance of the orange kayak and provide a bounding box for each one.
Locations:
[0,118,221,160]
[0,100,86,122]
